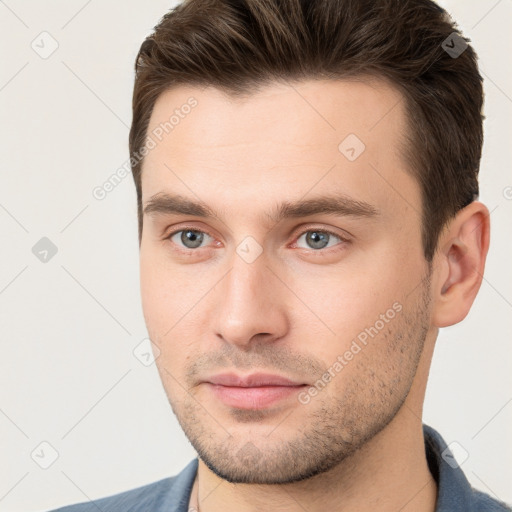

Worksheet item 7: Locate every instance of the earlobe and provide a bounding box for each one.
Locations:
[431,202,490,328]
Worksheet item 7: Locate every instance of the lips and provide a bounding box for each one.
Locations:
[204,373,307,410]
[206,372,303,387]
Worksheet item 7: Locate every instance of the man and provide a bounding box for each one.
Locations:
[50,0,510,510]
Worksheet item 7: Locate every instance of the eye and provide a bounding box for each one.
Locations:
[165,227,347,253]
[295,229,345,250]
[168,229,214,249]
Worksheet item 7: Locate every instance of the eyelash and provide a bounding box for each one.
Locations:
[164,225,350,253]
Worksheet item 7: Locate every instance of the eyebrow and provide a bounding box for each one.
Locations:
[143,192,379,224]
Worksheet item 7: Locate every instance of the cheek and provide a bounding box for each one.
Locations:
[139,247,186,341]
[140,254,164,329]
[285,263,403,339]
[323,309,418,409]
[281,255,417,379]
[139,248,214,374]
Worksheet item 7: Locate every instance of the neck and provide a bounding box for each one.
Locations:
[192,408,437,512]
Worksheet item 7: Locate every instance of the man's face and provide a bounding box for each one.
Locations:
[139,79,434,484]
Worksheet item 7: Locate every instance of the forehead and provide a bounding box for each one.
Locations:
[146,77,406,149]
[141,78,418,223]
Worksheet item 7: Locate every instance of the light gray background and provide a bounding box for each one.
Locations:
[0,1,510,510]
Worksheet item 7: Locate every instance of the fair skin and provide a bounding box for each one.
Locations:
[139,78,490,512]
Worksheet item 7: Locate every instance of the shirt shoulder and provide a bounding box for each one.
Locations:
[47,459,199,512]
[49,478,173,512]
[422,424,511,512]
[471,488,512,511]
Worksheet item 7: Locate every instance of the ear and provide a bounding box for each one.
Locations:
[431,201,491,327]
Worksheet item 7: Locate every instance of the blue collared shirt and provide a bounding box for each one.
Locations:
[49,424,511,511]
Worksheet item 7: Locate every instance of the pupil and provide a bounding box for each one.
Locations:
[307,231,328,249]
[182,230,203,248]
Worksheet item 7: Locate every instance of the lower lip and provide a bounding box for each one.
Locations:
[206,383,307,409]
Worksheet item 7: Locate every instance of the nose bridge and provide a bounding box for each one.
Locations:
[213,251,287,347]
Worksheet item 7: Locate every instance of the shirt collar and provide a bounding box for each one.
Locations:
[423,423,475,511]
[167,424,486,512]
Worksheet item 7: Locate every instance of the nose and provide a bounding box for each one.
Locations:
[213,252,289,349]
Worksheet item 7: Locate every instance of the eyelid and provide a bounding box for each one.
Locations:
[289,231,348,255]
[165,225,215,239]
[164,224,218,250]
[290,224,352,245]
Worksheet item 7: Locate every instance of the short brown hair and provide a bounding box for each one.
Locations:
[129,0,483,261]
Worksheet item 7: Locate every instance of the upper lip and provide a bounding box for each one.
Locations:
[206,373,305,387]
